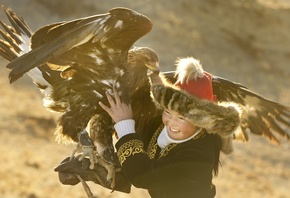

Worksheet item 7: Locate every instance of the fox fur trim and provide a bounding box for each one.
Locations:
[220,136,234,154]
[149,72,241,138]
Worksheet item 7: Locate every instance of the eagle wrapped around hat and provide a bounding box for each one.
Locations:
[149,57,241,138]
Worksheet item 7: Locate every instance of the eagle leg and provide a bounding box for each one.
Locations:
[88,114,117,189]
[71,130,117,189]
[96,156,121,190]
[70,130,98,169]
[95,143,115,164]
[93,142,116,189]
[78,145,98,170]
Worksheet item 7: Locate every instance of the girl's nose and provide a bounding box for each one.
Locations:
[167,117,178,127]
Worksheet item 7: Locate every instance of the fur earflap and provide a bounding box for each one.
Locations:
[175,57,204,84]
[149,72,241,137]
[220,135,234,154]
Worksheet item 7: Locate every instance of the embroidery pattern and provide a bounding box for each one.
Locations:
[159,143,177,158]
[194,129,206,140]
[159,129,206,159]
[147,124,164,159]
[117,139,144,165]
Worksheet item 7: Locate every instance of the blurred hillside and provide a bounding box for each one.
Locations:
[0,0,289,198]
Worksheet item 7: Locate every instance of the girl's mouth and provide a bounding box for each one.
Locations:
[168,126,179,133]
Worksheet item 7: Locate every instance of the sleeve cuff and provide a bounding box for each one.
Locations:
[114,119,135,139]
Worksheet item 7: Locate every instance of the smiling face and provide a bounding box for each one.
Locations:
[162,109,199,140]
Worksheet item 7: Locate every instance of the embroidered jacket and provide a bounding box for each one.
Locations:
[114,116,221,198]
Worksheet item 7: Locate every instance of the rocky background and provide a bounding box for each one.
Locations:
[0,0,289,197]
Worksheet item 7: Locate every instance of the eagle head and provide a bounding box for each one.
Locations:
[128,47,159,73]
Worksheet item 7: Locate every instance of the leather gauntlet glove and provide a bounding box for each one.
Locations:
[54,155,131,193]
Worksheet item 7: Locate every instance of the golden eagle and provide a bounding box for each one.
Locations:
[0,6,160,186]
[0,6,290,189]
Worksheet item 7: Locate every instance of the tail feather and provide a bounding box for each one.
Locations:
[0,28,22,54]
[0,8,30,66]
[2,6,32,39]
[0,7,52,92]
[0,7,70,113]
[0,21,23,48]
[0,40,18,61]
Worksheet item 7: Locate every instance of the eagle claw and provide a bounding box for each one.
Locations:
[69,130,117,188]
[70,130,97,169]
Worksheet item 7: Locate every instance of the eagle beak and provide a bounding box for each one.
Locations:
[146,62,160,74]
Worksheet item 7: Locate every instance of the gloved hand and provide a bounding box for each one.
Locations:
[54,156,111,187]
[54,155,131,193]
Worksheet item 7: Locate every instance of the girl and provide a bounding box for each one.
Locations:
[56,57,240,198]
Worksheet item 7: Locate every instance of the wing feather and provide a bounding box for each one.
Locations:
[30,22,64,48]
[0,7,32,60]
[6,17,105,79]
[6,7,152,83]
[212,75,290,144]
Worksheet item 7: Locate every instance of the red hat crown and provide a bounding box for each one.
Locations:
[174,57,216,101]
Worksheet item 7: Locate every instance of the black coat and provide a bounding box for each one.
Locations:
[115,116,221,198]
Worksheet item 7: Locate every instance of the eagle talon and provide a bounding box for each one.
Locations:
[79,145,97,169]
[96,157,117,190]
[69,130,98,169]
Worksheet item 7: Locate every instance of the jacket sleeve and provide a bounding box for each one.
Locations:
[115,133,214,191]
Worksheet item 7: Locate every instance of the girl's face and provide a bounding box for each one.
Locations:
[162,109,198,140]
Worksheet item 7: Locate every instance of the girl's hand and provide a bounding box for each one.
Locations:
[99,88,133,123]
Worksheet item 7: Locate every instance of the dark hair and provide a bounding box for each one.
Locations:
[212,134,222,176]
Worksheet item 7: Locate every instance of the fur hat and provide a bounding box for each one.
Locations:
[150,57,241,139]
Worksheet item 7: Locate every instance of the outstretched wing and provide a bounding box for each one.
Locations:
[1,7,153,145]
[6,7,152,83]
[212,76,290,144]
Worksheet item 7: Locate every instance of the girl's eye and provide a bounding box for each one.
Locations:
[179,116,185,120]
[165,110,170,114]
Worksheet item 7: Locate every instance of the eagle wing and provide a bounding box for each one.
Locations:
[212,75,290,144]
[1,6,154,148]
[6,7,152,83]
[1,7,158,170]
